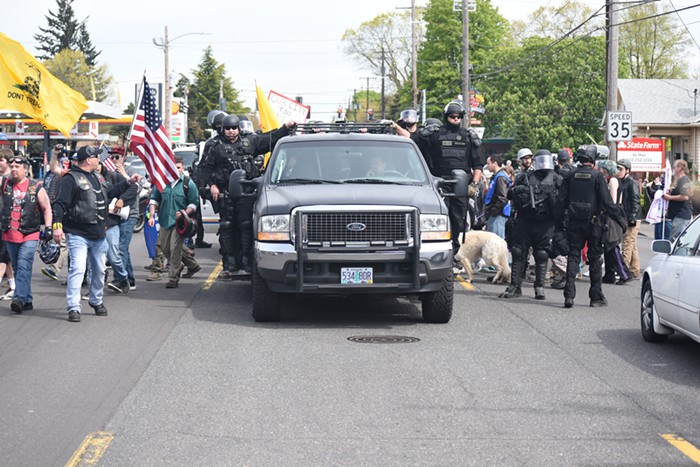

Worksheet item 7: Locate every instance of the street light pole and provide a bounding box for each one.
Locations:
[153,28,207,144]
[461,0,470,129]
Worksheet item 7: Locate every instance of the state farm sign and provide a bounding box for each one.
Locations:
[617,137,665,172]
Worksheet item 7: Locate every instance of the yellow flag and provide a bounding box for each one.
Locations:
[255,83,281,167]
[0,32,88,137]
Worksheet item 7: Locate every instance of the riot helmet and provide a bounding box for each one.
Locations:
[575,145,597,163]
[212,112,228,134]
[443,101,467,119]
[400,108,418,125]
[533,149,554,171]
[517,148,533,160]
[238,115,254,134]
[206,110,223,128]
[221,114,240,130]
[595,145,610,160]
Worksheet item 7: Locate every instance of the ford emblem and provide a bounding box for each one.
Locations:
[346,222,366,232]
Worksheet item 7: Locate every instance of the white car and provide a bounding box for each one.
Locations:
[641,216,700,343]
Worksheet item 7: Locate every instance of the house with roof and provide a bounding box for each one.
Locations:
[617,79,700,177]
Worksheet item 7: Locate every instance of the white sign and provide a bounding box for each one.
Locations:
[268,90,310,123]
[15,120,24,134]
[453,0,476,11]
[617,137,664,172]
[607,111,632,142]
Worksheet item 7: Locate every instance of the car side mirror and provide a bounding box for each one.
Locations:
[228,169,246,199]
[450,169,469,197]
[651,239,672,254]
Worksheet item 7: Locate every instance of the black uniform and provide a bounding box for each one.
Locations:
[560,163,625,307]
[411,123,482,253]
[201,126,291,273]
[502,168,563,299]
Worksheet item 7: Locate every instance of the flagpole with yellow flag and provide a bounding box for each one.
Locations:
[255,82,281,168]
[0,32,88,138]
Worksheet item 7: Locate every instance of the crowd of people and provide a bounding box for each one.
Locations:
[1,99,696,319]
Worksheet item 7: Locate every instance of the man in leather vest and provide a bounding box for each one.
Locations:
[201,115,295,278]
[410,101,483,255]
[559,145,625,308]
[1,155,52,314]
[52,146,141,322]
[500,150,563,301]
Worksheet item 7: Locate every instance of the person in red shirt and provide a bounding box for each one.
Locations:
[0,155,52,313]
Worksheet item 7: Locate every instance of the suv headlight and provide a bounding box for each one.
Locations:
[420,214,451,241]
[258,214,291,241]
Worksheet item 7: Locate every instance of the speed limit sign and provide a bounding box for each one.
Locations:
[607,111,632,142]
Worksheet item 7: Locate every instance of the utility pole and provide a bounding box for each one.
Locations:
[380,48,386,119]
[605,0,619,160]
[411,0,418,108]
[163,26,170,141]
[461,0,470,129]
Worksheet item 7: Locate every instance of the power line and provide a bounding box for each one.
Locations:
[667,0,700,54]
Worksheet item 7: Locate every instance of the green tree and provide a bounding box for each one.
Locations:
[43,48,113,102]
[341,11,421,93]
[620,1,691,78]
[184,46,248,142]
[34,0,101,66]
[510,0,601,43]
[415,0,509,119]
[478,35,607,152]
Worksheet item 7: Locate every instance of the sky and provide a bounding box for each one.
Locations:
[3,0,700,122]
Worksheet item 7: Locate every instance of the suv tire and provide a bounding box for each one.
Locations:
[421,272,454,323]
[252,265,281,322]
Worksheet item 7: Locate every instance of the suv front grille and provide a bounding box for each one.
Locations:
[302,212,413,245]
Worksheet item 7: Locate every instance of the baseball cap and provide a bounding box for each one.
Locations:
[76,146,98,162]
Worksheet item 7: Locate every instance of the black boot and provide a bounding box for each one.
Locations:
[499,285,522,298]
[535,287,545,300]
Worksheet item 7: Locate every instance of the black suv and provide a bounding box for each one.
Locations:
[229,124,467,323]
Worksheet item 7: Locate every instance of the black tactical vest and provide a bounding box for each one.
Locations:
[435,127,469,176]
[566,166,600,221]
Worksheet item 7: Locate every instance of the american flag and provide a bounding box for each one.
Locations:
[129,76,178,192]
[98,145,117,172]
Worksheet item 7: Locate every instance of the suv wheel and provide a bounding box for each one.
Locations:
[252,266,281,322]
[641,280,667,342]
[421,272,454,323]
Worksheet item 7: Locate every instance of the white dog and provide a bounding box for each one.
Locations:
[455,230,511,283]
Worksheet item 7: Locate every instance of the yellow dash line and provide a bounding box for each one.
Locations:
[202,261,223,290]
[455,274,475,290]
[65,431,114,467]
[661,433,700,464]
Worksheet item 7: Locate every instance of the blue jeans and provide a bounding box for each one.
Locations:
[653,220,672,240]
[66,234,107,313]
[106,225,128,282]
[670,217,691,242]
[119,217,138,283]
[487,215,508,239]
[6,240,38,305]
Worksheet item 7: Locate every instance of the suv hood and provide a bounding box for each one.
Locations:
[261,184,447,215]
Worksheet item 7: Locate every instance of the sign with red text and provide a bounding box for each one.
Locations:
[617,137,665,172]
[268,90,310,123]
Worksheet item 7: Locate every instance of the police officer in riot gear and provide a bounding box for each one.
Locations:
[560,145,626,308]
[410,101,483,255]
[238,115,255,135]
[201,115,295,277]
[500,149,563,300]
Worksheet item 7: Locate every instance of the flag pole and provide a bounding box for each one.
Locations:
[126,74,147,151]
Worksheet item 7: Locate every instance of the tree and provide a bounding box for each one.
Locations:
[414,0,509,119]
[620,1,691,79]
[34,0,101,66]
[511,0,601,44]
[477,35,608,152]
[43,49,114,103]
[341,11,421,93]
[184,46,248,142]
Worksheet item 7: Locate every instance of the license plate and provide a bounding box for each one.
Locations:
[341,267,373,285]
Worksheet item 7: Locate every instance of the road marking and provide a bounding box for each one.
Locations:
[203,261,223,290]
[455,275,475,290]
[65,431,114,466]
[661,434,700,464]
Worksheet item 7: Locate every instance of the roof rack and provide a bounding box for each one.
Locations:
[293,121,395,135]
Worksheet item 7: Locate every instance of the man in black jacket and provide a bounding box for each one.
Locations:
[616,159,641,280]
[52,146,140,322]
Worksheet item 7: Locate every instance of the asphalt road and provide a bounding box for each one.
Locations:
[1,223,700,466]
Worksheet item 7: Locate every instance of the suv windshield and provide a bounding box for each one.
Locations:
[269,140,428,185]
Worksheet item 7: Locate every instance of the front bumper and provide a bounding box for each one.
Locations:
[255,240,453,294]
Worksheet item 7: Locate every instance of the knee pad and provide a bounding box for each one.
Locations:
[511,245,526,262]
[533,249,549,264]
[219,220,234,231]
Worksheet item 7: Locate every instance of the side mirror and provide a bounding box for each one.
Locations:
[651,239,672,254]
[450,169,469,197]
[228,169,246,199]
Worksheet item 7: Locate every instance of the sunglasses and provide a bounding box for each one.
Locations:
[223,126,239,131]
[8,158,27,165]
[447,114,463,119]
[111,155,121,160]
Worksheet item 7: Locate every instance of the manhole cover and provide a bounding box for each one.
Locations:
[347,335,420,344]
